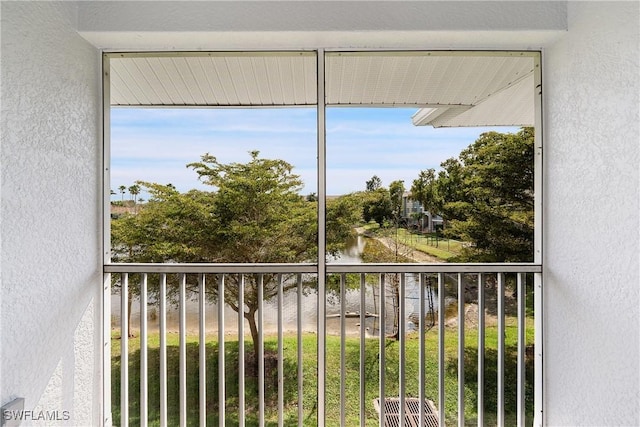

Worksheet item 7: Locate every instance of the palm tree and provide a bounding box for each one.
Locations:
[128,184,141,213]
[128,184,140,204]
[118,185,126,202]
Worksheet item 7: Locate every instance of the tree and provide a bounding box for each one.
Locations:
[388,180,405,225]
[433,127,535,262]
[118,185,126,202]
[112,151,354,364]
[365,175,382,191]
[362,188,392,226]
[410,169,438,231]
[128,184,140,204]
[189,151,318,362]
[325,193,363,256]
[111,184,213,336]
[360,228,413,340]
[386,179,407,339]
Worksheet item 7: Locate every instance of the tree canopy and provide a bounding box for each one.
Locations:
[413,127,535,262]
[111,151,357,359]
[365,175,382,191]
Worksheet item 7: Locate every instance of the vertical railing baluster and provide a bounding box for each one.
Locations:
[297,274,304,426]
[419,274,426,427]
[159,274,167,427]
[238,275,245,426]
[140,273,148,427]
[498,273,506,427]
[179,274,187,427]
[379,274,386,427]
[218,274,226,427]
[121,273,129,427]
[199,274,206,427]
[438,273,445,426]
[359,273,366,427]
[258,274,265,426]
[340,273,346,427]
[517,273,526,427]
[399,274,406,427]
[277,274,284,427]
[104,262,539,427]
[478,273,485,427]
[458,273,465,427]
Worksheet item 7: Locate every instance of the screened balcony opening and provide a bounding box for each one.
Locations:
[104,50,542,426]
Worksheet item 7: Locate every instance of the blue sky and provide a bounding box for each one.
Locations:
[111,107,517,199]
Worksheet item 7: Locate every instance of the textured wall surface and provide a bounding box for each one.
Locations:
[544,2,640,425]
[77,0,568,50]
[0,2,101,426]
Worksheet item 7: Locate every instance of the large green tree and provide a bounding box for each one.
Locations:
[362,188,392,226]
[429,127,535,262]
[187,150,316,264]
[111,184,215,336]
[112,151,355,362]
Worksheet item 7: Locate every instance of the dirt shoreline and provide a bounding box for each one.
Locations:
[355,227,443,263]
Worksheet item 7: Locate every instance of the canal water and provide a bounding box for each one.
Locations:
[111,234,440,337]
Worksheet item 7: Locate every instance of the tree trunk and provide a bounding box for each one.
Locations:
[390,276,400,341]
[127,289,134,338]
[245,309,260,376]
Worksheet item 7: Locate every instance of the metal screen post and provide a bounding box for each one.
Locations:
[159,274,167,427]
[316,48,327,427]
[120,273,129,427]
[457,273,465,427]
[199,274,207,427]
[477,274,485,427]
[218,275,226,426]
[438,273,445,426]
[140,274,148,427]
[179,274,187,427]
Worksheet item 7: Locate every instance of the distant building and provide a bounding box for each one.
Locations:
[401,192,443,233]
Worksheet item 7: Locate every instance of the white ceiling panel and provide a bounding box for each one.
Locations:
[324,52,534,108]
[412,73,535,127]
[108,51,536,127]
[109,52,317,107]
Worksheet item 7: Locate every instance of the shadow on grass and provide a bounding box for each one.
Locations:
[445,345,535,426]
[112,340,303,427]
[112,333,535,426]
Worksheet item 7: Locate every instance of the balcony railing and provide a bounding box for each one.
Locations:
[104,263,542,427]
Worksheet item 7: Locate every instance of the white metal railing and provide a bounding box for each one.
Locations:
[104,262,541,427]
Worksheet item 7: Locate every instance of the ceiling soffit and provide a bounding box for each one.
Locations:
[108,51,537,127]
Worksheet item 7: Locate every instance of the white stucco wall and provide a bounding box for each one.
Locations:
[544,2,640,425]
[77,0,567,50]
[1,1,638,426]
[0,2,101,426]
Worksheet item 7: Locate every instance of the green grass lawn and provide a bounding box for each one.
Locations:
[112,319,535,426]
[395,229,464,261]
